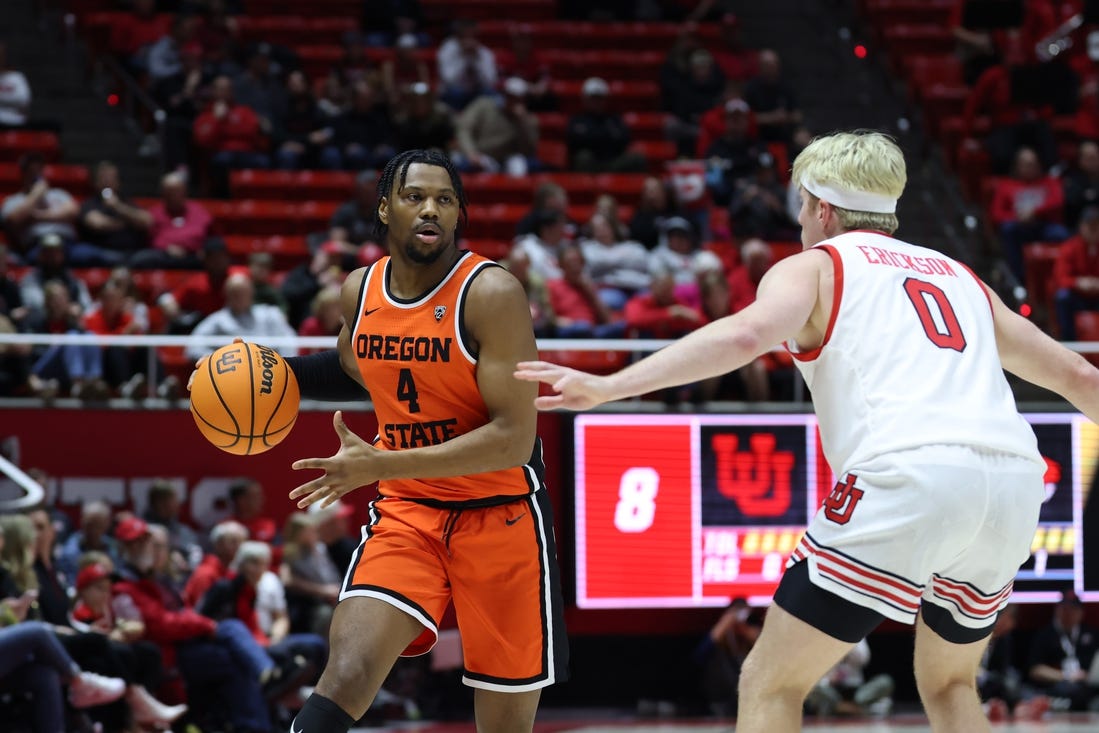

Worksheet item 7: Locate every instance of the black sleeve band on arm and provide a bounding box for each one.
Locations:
[284,350,369,402]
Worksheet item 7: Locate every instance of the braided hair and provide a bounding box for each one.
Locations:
[373,149,469,243]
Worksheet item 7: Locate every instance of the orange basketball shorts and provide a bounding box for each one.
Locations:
[340,490,569,692]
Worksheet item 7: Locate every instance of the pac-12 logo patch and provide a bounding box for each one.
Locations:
[434,305,447,322]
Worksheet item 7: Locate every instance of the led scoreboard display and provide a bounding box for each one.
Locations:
[573,413,1099,608]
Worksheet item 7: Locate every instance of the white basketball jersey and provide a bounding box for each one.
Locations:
[789,231,1043,473]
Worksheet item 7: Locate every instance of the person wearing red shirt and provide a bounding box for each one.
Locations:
[156,236,232,333]
[132,171,214,270]
[229,479,279,545]
[111,0,172,67]
[192,75,270,195]
[547,244,627,338]
[1054,206,1099,340]
[990,146,1070,283]
[624,264,706,339]
[83,279,147,394]
[182,520,248,608]
[298,284,343,354]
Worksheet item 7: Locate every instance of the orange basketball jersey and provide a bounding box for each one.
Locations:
[350,251,545,504]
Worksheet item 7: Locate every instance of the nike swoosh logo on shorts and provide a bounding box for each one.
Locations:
[505,513,525,526]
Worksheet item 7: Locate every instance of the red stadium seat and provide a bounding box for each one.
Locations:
[0,131,61,162]
[552,80,662,114]
[0,163,90,197]
[223,235,310,268]
[236,17,356,46]
[537,349,630,375]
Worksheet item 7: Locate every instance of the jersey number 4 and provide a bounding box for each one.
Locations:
[903,278,966,352]
[397,368,421,413]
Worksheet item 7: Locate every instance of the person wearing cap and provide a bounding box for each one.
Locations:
[648,215,723,291]
[186,270,298,360]
[566,77,647,173]
[0,152,80,260]
[112,515,276,733]
[1027,592,1099,710]
[1053,205,1099,341]
[455,76,540,175]
[134,170,213,270]
[703,98,764,207]
[382,33,431,107]
[436,19,498,110]
[18,227,92,316]
[517,129,1099,730]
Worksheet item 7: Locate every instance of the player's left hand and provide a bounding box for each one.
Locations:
[513,360,611,411]
[290,410,378,509]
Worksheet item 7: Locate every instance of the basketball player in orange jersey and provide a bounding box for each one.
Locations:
[269,149,567,733]
[516,131,1099,733]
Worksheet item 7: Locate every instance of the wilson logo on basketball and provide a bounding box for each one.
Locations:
[256,345,279,395]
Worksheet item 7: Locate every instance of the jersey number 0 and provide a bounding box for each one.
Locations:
[903,278,966,352]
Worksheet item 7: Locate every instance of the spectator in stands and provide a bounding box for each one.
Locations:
[23,280,107,400]
[308,500,357,577]
[625,262,706,339]
[157,236,232,333]
[1028,591,1099,711]
[455,77,540,175]
[696,82,754,158]
[316,74,348,121]
[193,0,243,75]
[664,48,726,157]
[56,500,119,582]
[659,21,705,101]
[704,99,764,206]
[977,604,1031,721]
[134,171,214,270]
[1,153,81,262]
[393,82,456,155]
[361,0,426,48]
[274,70,328,170]
[730,151,798,240]
[199,541,326,672]
[500,25,556,112]
[1054,206,1099,341]
[695,598,760,716]
[630,176,681,250]
[193,75,270,194]
[78,161,152,266]
[712,14,758,82]
[0,41,31,130]
[0,244,25,324]
[504,246,554,337]
[111,0,172,74]
[649,216,723,292]
[248,251,285,311]
[594,193,631,241]
[325,170,378,248]
[991,146,1069,283]
[183,520,249,608]
[146,15,200,85]
[111,517,276,733]
[579,212,651,309]
[566,77,647,173]
[186,272,298,360]
[727,238,772,314]
[234,45,287,140]
[547,243,627,338]
[1064,141,1099,230]
[280,513,340,636]
[152,41,207,171]
[743,49,800,143]
[282,240,347,328]
[382,34,431,107]
[19,232,92,316]
[513,209,569,281]
[143,479,203,574]
[298,285,343,347]
[228,478,278,545]
[804,638,894,717]
[437,19,498,110]
[961,47,1059,176]
[83,279,150,397]
[516,181,573,237]
[335,42,381,88]
[0,244,30,395]
[320,79,396,171]
[691,270,765,402]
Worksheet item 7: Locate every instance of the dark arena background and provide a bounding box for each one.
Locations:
[2,0,1099,730]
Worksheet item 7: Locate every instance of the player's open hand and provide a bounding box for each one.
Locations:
[513,360,611,411]
[289,411,379,509]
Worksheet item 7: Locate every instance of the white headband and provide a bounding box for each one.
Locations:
[801,178,897,214]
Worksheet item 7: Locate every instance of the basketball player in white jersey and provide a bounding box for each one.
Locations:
[515,130,1099,732]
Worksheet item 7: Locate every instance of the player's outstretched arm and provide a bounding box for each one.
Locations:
[515,249,827,410]
[984,281,1099,423]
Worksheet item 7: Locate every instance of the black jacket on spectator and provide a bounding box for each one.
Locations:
[282,263,325,327]
[277,94,326,148]
[566,111,631,163]
[663,69,724,123]
[332,105,395,150]
[1028,623,1099,680]
[33,559,72,626]
[79,194,148,253]
[704,137,764,206]
[0,275,20,317]
[197,575,248,622]
[395,112,455,154]
[744,77,798,142]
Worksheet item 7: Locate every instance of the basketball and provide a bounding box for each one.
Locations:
[189,342,300,455]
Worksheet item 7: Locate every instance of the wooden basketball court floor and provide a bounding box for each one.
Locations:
[357,714,1099,732]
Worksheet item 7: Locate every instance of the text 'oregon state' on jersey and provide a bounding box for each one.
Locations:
[350,251,544,504]
[788,231,1043,474]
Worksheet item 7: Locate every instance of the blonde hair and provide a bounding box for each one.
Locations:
[280,512,315,563]
[0,514,38,592]
[791,130,906,234]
